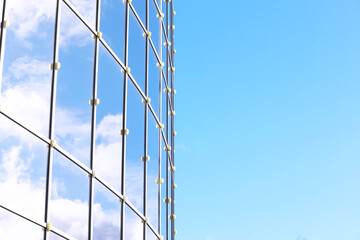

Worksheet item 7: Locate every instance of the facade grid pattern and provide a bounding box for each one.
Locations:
[0,0,176,239]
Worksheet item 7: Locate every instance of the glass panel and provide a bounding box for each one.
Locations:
[50,150,89,240]
[126,83,144,212]
[59,0,94,47]
[147,115,160,231]
[124,205,143,240]
[160,142,169,238]
[130,0,145,25]
[94,44,124,193]
[128,11,146,92]
[67,0,96,29]
[147,0,162,119]
[0,114,47,222]
[149,0,161,55]
[100,0,125,62]
[49,231,66,240]
[2,0,56,136]
[147,227,157,240]
[54,2,94,167]
[148,45,161,117]
[0,209,43,239]
[93,180,121,239]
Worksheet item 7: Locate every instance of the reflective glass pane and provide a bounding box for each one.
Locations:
[94,44,124,193]
[0,114,47,222]
[148,46,161,117]
[2,0,56,136]
[54,2,94,167]
[126,83,144,212]
[93,180,121,239]
[59,0,94,47]
[124,205,143,240]
[149,0,161,55]
[100,0,125,62]
[147,115,160,231]
[49,232,66,240]
[67,0,96,29]
[147,227,157,240]
[130,0,145,25]
[128,12,145,91]
[160,144,169,238]
[0,209,43,239]
[50,150,89,240]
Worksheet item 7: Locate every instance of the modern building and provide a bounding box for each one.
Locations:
[0,0,176,239]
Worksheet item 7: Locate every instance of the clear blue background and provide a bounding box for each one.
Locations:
[174,1,360,239]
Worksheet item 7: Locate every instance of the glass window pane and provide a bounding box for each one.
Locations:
[0,209,44,239]
[94,44,124,193]
[130,0,145,25]
[147,115,160,231]
[67,0,96,29]
[50,150,89,240]
[128,13,146,91]
[100,0,125,62]
[126,83,144,213]
[54,2,94,167]
[2,0,56,136]
[149,0,161,56]
[49,232,66,240]
[124,205,143,240]
[93,180,121,239]
[0,114,47,222]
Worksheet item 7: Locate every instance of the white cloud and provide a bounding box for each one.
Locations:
[124,217,143,240]
[8,56,50,80]
[0,146,45,221]
[54,107,91,165]
[59,0,95,48]
[7,0,96,47]
[0,56,51,141]
[7,0,55,40]
[96,114,123,144]
[0,209,44,239]
[50,199,119,240]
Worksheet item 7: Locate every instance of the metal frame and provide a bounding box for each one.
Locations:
[44,0,61,238]
[157,0,163,236]
[0,0,176,239]
[0,0,7,97]
[143,0,150,239]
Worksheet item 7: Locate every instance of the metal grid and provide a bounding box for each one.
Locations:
[0,0,176,239]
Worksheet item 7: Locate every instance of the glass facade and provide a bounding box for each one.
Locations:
[0,0,176,239]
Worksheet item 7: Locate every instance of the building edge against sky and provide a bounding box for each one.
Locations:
[0,0,177,239]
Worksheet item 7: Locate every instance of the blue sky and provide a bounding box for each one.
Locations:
[174,0,360,239]
[1,0,360,240]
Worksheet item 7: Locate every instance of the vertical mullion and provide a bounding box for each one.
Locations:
[0,0,7,96]
[170,0,175,238]
[157,0,163,236]
[44,0,61,239]
[165,1,169,239]
[121,1,130,239]
[88,0,101,239]
[143,0,150,238]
